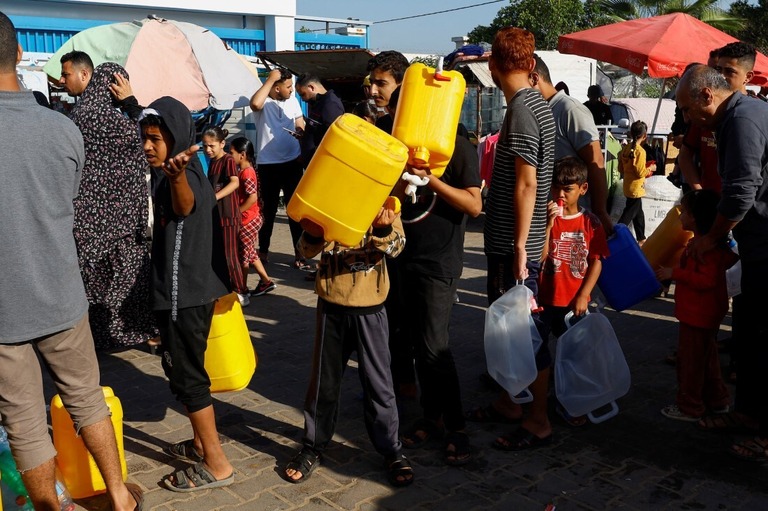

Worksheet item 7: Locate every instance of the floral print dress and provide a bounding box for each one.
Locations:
[69,62,157,349]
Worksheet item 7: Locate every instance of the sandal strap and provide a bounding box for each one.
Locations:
[287,448,320,474]
[182,463,216,488]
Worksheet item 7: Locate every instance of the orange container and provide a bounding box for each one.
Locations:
[642,205,693,269]
[51,387,126,499]
[205,293,257,393]
[287,113,409,246]
[392,62,466,178]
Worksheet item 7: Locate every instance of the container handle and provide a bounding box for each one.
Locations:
[587,401,619,424]
[434,57,451,82]
[563,309,590,329]
[509,388,533,404]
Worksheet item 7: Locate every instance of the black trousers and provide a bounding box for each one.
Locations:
[618,196,646,241]
[155,302,215,413]
[735,259,768,436]
[401,270,465,431]
[256,158,303,256]
[302,300,401,457]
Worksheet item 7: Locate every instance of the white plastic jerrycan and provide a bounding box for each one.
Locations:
[555,311,631,424]
[484,284,541,399]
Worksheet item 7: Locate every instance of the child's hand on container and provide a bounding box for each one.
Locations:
[572,293,589,316]
[372,197,400,228]
[655,266,673,281]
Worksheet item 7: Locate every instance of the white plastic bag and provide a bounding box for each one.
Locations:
[484,285,539,399]
[555,311,631,423]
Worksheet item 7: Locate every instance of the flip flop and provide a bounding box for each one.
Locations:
[444,431,472,466]
[165,439,204,463]
[401,419,442,449]
[696,412,759,434]
[126,483,144,511]
[556,403,588,427]
[464,404,521,424]
[493,427,552,452]
[163,462,234,493]
[729,437,768,463]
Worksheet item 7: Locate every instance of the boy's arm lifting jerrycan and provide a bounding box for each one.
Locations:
[286,113,408,247]
[555,310,631,424]
[392,57,466,179]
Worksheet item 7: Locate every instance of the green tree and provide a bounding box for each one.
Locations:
[468,0,601,50]
[595,0,745,32]
[728,0,768,54]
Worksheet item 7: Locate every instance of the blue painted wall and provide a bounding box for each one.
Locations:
[10,15,366,55]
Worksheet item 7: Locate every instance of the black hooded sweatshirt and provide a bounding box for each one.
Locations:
[146,96,230,315]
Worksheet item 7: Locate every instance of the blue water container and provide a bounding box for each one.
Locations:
[598,224,660,311]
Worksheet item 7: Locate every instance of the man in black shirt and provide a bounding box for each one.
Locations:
[583,84,613,126]
[295,74,345,163]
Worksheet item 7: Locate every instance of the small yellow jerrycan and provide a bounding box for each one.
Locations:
[287,113,409,246]
[204,293,256,393]
[642,205,693,270]
[51,387,127,499]
[392,58,466,178]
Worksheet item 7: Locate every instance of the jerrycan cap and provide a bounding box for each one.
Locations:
[412,147,430,165]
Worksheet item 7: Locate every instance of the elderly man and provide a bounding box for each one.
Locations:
[677,64,768,461]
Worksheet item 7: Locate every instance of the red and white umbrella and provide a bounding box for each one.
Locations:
[43,15,262,111]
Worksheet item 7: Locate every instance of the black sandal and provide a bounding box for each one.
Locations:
[401,419,442,449]
[385,452,414,487]
[163,462,234,493]
[444,431,471,466]
[284,448,321,484]
[165,439,204,463]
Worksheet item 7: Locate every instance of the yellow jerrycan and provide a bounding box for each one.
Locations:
[392,58,466,178]
[287,113,409,246]
[51,387,127,499]
[204,293,257,393]
[642,205,693,269]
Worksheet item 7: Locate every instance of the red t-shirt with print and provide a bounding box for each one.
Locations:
[539,209,610,307]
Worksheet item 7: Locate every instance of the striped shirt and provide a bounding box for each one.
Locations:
[484,88,555,260]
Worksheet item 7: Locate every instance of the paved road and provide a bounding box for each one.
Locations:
[51,211,766,511]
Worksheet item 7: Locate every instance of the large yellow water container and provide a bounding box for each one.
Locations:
[392,62,466,178]
[642,205,693,269]
[51,387,126,499]
[287,113,409,246]
[205,293,257,393]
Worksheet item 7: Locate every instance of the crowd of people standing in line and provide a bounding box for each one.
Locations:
[3,7,768,508]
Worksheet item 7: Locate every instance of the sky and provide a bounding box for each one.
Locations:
[295,0,755,56]
[295,0,505,55]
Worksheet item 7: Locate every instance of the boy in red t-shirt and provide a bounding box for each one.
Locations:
[539,156,610,427]
[656,190,737,422]
[493,157,609,450]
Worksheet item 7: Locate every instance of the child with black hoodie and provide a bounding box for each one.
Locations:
[139,96,234,493]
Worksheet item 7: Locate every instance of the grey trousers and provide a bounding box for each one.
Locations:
[302,299,401,457]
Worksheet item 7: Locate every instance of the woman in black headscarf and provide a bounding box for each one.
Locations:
[70,62,157,350]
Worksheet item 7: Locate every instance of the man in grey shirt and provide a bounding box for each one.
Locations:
[0,12,142,511]
[531,54,613,232]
